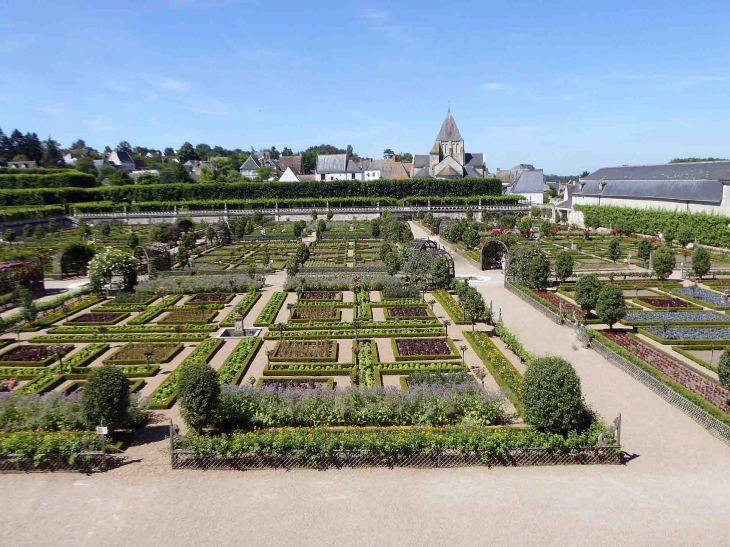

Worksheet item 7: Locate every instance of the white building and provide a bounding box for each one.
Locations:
[107,150,135,172]
[504,169,544,204]
[279,166,300,182]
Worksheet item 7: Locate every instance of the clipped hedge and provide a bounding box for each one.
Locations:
[0,170,96,189]
[0,205,65,221]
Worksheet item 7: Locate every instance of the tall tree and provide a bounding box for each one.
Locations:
[41,136,63,167]
[117,141,132,153]
[164,147,175,156]
[269,146,280,159]
[282,147,293,156]
[398,152,413,162]
[9,129,24,158]
[0,128,10,161]
[177,142,197,163]
[71,139,86,150]
[22,132,43,161]
[195,143,211,159]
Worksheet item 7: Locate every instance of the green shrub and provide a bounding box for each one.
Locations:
[691,247,711,279]
[522,356,591,435]
[677,224,693,247]
[177,361,220,432]
[554,250,574,282]
[499,215,516,229]
[607,238,621,262]
[719,349,730,388]
[528,254,550,290]
[637,240,652,261]
[574,274,602,314]
[653,245,676,280]
[596,284,626,329]
[506,243,545,286]
[80,366,130,430]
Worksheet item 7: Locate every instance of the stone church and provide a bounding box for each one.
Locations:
[411,109,486,179]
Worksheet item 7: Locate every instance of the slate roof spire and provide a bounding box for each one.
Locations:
[436,109,463,142]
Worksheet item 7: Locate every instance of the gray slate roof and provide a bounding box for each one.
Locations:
[576,179,723,204]
[413,155,429,168]
[585,162,730,181]
[465,153,484,167]
[116,151,133,164]
[556,197,573,209]
[511,169,544,194]
[316,154,347,173]
[346,160,361,173]
[464,166,481,178]
[240,156,261,171]
[436,110,463,142]
[364,159,383,171]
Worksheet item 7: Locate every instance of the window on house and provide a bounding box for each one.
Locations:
[321,174,325,181]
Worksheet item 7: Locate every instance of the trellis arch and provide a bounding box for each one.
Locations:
[134,244,172,276]
[404,239,455,278]
[481,239,510,271]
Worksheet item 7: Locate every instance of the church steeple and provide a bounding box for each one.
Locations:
[436,109,463,142]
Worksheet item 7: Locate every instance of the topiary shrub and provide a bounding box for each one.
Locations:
[177,361,220,432]
[691,247,711,280]
[81,366,130,430]
[653,245,676,280]
[596,284,626,329]
[637,239,652,261]
[522,356,592,435]
[607,238,621,262]
[506,243,545,286]
[528,254,550,290]
[554,250,574,282]
[574,274,602,314]
[719,349,730,389]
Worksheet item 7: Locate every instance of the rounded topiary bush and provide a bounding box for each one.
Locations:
[522,356,591,435]
[719,348,730,389]
[177,361,220,432]
[81,365,130,430]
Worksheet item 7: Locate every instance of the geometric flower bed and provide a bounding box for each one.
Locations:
[392,338,458,361]
[386,307,430,318]
[217,338,262,385]
[65,312,129,325]
[672,287,730,309]
[601,331,730,415]
[0,344,74,367]
[635,296,698,310]
[253,292,286,327]
[158,309,218,324]
[534,290,591,322]
[623,310,730,324]
[641,326,730,342]
[271,340,338,362]
[432,290,470,325]
[299,292,342,301]
[186,293,235,304]
[103,342,184,365]
[290,306,341,321]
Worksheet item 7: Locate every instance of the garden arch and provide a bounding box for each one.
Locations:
[134,244,171,276]
[481,239,510,271]
[404,239,455,278]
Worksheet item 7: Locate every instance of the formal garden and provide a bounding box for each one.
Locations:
[0,213,627,470]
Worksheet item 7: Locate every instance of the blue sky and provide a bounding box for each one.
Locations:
[2,0,730,174]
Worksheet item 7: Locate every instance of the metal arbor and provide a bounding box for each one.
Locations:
[481,239,510,270]
[404,239,455,278]
[134,244,172,276]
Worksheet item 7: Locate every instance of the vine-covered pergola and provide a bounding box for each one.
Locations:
[134,244,172,276]
[404,239,455,278]
[480,239,510,270]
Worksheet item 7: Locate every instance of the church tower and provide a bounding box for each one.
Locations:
[434,108,465,167]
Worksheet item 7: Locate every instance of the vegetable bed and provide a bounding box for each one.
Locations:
[391,338,459,361]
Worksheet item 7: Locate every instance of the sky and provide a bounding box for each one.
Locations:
[2,0,730,174]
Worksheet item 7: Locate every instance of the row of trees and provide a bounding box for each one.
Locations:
[0,128,65,167]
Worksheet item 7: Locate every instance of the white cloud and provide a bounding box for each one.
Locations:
[482,83,509,91]
[359,9,416,45]
[148,76,188,92]
[33,102,68,116]
[107,80,131,94]
[190,97,228,116]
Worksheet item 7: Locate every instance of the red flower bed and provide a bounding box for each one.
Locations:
[387,307,429,317]
[300,292,338,300]
[0,345,72,363]
[67,313,124,324]
[188,293,231,303]
[397,339,451,356]
[603,332,730,414]
[535,291,587,320]
[491,229,503,235]
[610,229,622,236]
[637,297,695,309]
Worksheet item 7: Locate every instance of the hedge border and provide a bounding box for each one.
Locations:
[270,340,338,363]
[102,342,184,365]
[64,312,130,326]
[391,338,460,362]
[253,292,287,327]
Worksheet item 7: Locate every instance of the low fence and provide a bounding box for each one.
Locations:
[504,281,567,325]
[586,334,730,447]
[169,422,622,470]
[0,453,107,473]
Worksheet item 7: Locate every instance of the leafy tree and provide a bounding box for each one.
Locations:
[177,245,190,269]
[4,229,15,243]
[311,210,318,222]
[101,223,111,237]
[292,220,306,239]
[22,224,33,238]
[41,136,63,167]
[398,152,413,162]
[462,288,486,329]
[71,139,86,149]
[181,232,196,250]
[316,219,327,233]
[81,366,130,430]
[178,142,198,164]
[596,284,626,330]
[177,361,220,432]
[466,207,474,221]
[719,349,730,388]
[206,225,217,244]
[295,243,310,266]
[78,223,91,239]
[19,288,37,323]
[522,356,591,435]
[528,254,550,290]
[282,147,293,156]
[152,223,176,243]
[108,170,132,186]
[691,247,711,280]
[430,257,453,289]
[286,258,299,277]
[127,232,139,249]
[676,224,693,247]
[383,148,395,157]
[499,215,517,229]
[517,215,532,232]
[136,172,160,185]
[117,141,132,153]
[574,274,602,314]
[607,238,621,262]
[254,167,276,181]
[380,242,393,261]
[554,250,574,282]
[653,245,676,280]
[47,220,59,233]
[463,227,480,249]
[164,147,175,156]
[385,252,401,276]
[33,225,45,239]
[637,240,652,261]
[506,243,545,286]
[370,219,381,238]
